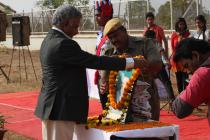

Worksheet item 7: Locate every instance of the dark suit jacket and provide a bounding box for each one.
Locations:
[34,29,126,123]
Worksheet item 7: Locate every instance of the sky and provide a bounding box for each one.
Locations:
[1,0,38,13]
[1,0,210,13]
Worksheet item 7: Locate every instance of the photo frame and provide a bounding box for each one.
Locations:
[105,69,152,123]
[106,70,133,123]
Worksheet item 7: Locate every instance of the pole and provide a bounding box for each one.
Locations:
[127,1,130,30]
[182,0,195,18]
[146,0,149,12]
[42,10,44,32]
[118,0,121,17]
[170,0,173,30]
[93,0,96,31]
[196,0,199,16]
[200,0,202,14]
[31,9,34,32]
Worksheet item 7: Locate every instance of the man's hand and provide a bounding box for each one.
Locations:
[99,81,108,94]
[133,58,149,72]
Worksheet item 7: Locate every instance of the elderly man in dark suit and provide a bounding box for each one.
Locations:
[34,4,147,140]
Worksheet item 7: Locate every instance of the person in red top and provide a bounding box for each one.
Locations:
[171,18,190,52]
[143,12,169,59]
[170,17,190,93]
[172,38,210,126]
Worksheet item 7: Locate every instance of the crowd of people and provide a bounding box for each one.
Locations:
[33,1,210,140]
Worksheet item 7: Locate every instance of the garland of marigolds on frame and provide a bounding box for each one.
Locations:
[86,55,144,128]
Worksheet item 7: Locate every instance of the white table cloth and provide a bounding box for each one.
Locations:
[73,123,179,140]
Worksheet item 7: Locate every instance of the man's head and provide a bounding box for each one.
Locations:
[173,38,210,73]
[145,12,155,27]
[95,0,113,27]
[103,18,128,50]
[52,4,82,38]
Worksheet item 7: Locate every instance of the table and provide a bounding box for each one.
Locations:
[73,123,179,140]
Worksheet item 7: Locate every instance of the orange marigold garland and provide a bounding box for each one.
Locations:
[86,55,144,128]
[108,68,141,110]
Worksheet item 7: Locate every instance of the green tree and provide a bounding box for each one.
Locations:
[156,1,171,29]
[36,0,66,9]
[156,0,209,30]
[156,0,192,29]
[36,0,88,9]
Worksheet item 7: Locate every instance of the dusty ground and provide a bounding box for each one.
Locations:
[0,45,208,139]
[0,46,41,93]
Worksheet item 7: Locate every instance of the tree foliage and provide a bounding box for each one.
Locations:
[156,0,209,30]
[36,0,88,9]
[156,1,171,29]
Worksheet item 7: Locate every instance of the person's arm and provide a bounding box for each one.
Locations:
[172,97,194,118]
[172,67,210,118]
[207,30,210,42]
[142,27,148,37]
[162,35,169,59]
[60,39,145,71]
[170,32,176,53]
[159,27,169,59]
[99,41,114,94]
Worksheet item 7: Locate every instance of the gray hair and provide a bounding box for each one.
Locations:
[52,4,82,26]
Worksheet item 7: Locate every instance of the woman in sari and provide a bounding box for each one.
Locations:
[170,17,190,93]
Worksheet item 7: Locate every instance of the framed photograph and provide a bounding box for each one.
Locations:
[106,69,152,123]
[106,70,133,123]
